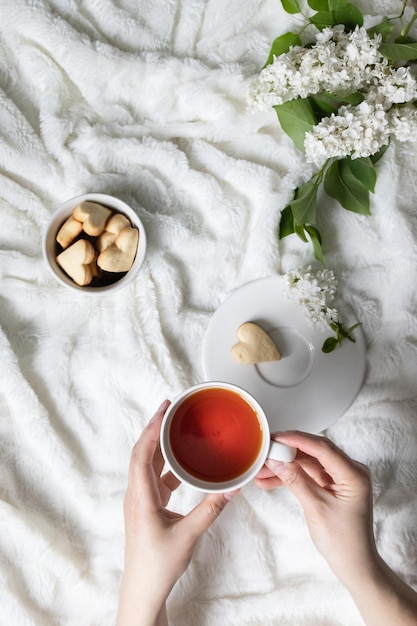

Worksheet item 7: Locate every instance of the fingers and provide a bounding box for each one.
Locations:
[181,490,239,540]
[264,457,325,506]
[127,400,171,512]
[161,470,181,493]
[256,447,333,490]
[272,431,364,485]
[255,474,284,490]
[130,400,169,471]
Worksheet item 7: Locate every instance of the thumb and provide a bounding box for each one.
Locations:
[265,459,322,507]
[182,490,239,540]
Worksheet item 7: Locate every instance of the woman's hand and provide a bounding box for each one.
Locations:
[256,431,417,626]
[116,400,238,626]
[256,430,377,587]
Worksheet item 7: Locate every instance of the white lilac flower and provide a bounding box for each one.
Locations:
[250,26,385,110]
[389,104,417,142]
[284,266,339,330]
[372,67,417,106]
[304,102,391,166]
[249,22,417,160]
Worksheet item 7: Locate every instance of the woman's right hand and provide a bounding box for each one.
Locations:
[256,431,417,626]
[256,431,378,588]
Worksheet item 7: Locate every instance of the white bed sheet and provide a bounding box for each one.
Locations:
[0,1,416,624]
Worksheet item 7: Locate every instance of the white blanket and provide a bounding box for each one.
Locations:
[1,1,416,624]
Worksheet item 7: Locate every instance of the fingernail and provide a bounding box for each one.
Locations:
[265,459,285,475]
[150,399,170,422]
[224,489,240,501]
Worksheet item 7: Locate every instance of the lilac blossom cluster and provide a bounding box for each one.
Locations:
[250,26,417,166]
[284,265,339,330]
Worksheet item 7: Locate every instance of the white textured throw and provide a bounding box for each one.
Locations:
[1,1,417,625]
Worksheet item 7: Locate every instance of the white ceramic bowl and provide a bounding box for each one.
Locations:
[42,193,147,294]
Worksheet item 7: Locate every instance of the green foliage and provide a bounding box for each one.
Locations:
[308,0,329,10]
[264,32,302,67]
[304,225,324,264]
[324,157,375,214]
[289,180,318,224]
[370,142,389,164]
[379,41,417,60]
[281,0,301,14]
[274,99,317,151]
[309,2,363,30]
[367,16,394,40]
[322,322,361,352]
[279,174,324,263]
[270,0,417,267]
[309,91,364,119]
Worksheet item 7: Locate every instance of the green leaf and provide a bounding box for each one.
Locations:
[333,3,363,28]
[294,223,308,242]
[379,42,417,60]
[279,205,295,238]
[322,321,361,353]
[308,0,329,10]
[367,16,394,41]
[345,322,361,339]
[370,141,389,164]
[264,32,302,66]
[305,225,324,264]
[309,3,362,29]
[309,92,363,119]
[309,11,335,28]
[347,157,377,193]
[324,158,371,214]
[290,181,318,225]
[401,12,417,39]
[334,92,364,105]
[328,0,349,9]
[338,158,371,213]
[309,94,340,117]
[281,0,301,14]
[322,336,338,353]
[274,99,317,151]
[395,34,414,44]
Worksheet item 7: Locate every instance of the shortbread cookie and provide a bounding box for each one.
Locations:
[105,213,130,234]
[73,201,112,236]
[97,213,131,252]
[56,215,83,248]
[96,230,116,252]
[56,239,98,286]
[97,226,139,273]
[232,322,281,364]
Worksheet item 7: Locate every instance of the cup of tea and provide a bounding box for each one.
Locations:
[160,382,296,493]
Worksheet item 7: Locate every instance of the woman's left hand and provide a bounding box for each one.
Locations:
[116,399,238,626]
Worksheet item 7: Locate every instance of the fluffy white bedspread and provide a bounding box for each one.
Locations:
[1,1,417,624]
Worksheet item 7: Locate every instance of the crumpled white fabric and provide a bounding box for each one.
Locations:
[0,0,416,624]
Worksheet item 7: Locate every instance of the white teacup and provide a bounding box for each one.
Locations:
[160,382,296,493]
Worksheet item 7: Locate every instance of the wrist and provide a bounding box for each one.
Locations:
[342,554,417,626]
[341,552,386,595]
[116,569,170,626]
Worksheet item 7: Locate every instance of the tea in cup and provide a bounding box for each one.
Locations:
[160,382,296,493]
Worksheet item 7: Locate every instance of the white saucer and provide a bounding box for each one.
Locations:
[202,275,366,434]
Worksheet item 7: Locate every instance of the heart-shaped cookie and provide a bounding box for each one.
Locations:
[56,239,98,286]
[97,226,139,273]
[56,215,83,248]
[231,322,281,364]
[97,213,131,252]
[105,213,131,234]
[73,201,112,236]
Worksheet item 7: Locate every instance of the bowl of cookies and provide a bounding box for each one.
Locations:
[43,193,147,293]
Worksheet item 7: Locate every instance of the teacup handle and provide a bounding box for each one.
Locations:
[268,440,297,463]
